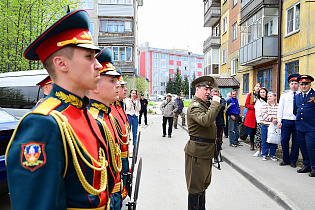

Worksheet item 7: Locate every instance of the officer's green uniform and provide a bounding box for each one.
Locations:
[184,76,221,210]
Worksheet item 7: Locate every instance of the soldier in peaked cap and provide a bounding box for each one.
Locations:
[109,69,131,198]
[88,48,125,209]
[277,73,300,168]
[36,75,53,105]
[184,76,222,210]
[293,74,315,177]
[5,10,113,209]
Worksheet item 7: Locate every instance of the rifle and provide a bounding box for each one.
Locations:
[126,157,143,210]
[127,131,141,197]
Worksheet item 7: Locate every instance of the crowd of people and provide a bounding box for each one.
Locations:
[216,74,315,178]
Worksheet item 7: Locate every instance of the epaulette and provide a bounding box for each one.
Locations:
[32,97,62,116]
[89,107,100,119]
[192,101,200,106]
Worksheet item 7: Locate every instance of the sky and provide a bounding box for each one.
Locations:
[137,0,211,55]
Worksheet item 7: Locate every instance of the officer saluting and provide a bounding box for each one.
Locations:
[184,76,222,209]
[294,75,315,177]
[5,10,112,209]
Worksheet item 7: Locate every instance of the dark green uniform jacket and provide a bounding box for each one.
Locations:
[184,96,221,194]
[184,96,222,159]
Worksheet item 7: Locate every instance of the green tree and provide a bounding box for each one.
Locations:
[182,76,189,96]
[124,75,149,96]
[190,72,196,96]
[173,68,182,94]
[166,78,175,94]
[0,0,77,73]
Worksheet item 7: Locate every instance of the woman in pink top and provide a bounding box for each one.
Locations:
[260,92,278,161]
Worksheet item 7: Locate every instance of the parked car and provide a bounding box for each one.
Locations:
[0,107,19,194]
[148,94,164,101]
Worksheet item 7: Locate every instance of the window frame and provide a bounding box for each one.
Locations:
[243,73,249,94]
[222,17,227,34]
[231,58,238,76]
[232,22,237,41]
[285,2,300,36]
[257,68,273,91]
[284,60,299,90]
[222,49,227,65]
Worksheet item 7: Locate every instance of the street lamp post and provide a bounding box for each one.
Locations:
[188,52,191,100]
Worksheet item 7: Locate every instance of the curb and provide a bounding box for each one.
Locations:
[222,155,302,210]
[179,122,301,210]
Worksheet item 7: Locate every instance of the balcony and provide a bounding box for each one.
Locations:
[98,4,133,17]
[98,35,134,45]
[114,61,135,74]
[204,0,221,27]
[239,36,278,66]
[203,36,220,53]
[240,0,279,24]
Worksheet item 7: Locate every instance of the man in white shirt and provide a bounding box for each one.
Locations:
[277,74,300,167]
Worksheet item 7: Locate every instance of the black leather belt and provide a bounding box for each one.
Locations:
[190,136,215,143]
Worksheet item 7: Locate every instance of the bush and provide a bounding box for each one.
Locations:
[148,101,154,106]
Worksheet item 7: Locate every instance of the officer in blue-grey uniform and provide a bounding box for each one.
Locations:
[293,74,315,177]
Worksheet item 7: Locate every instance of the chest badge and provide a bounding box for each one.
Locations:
[21,142,47,171]
[307,96,315,103]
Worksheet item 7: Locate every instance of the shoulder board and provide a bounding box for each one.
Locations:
[89,107,100,119]
[193,101,200,106]
[32,97,62,116]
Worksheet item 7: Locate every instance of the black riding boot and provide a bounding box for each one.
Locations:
[198,191,206,210]
[188,193,199,210]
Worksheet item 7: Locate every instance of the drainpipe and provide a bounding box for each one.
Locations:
[277,0,282,100]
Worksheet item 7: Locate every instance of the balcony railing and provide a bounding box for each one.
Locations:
[114,61,135,74]
[204,1,221,27]
[203,36,220,53]
[98,35,134,45]
[239,36,278,66]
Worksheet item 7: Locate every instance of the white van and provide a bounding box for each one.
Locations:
[0,70,49,118]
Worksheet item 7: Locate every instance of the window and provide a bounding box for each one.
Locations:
[285,60,299,90]
[154,53,159,59]
[113,47,119,61]
[232,22,237,41]
[100,18,133,33]
[243,73,249,94]
[99,0,132,4]
[161,54,166,60]
[257,68,273,91]
[81,0,93,9]
[89,22,94,36]
[233,0,237,7]
[126,47,132,61]
[231,58,238,76]
[112,47,132,61]
[286,3,300,35]
[223,17,227,34]
[213,24,220,36]
[161,82,166,87]
[153,62,158,68]
[169,55,174,60]
[222,49,227,65]
[264,20,273,36]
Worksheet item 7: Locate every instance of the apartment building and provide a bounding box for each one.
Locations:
[203,0,315,106]
[281,1,315,91]
[81,0,142,75]
[138,42,204,95]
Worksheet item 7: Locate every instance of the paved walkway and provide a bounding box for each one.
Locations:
[141,101,315,209]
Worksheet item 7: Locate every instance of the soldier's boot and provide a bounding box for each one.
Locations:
[198,191,206,210]
[188,193,199,210]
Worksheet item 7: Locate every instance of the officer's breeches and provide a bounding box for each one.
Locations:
[185,153,212,195]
